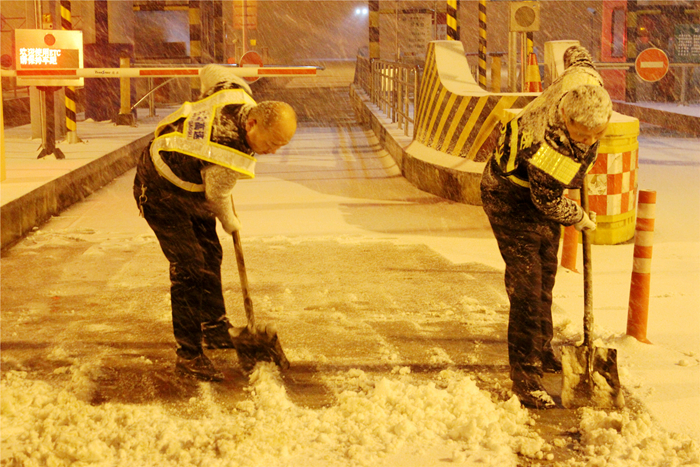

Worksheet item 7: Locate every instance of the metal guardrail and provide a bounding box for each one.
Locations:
[355,56,419,137]
[594,62,699,104]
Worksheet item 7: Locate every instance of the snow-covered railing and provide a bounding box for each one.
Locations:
[353,56,419,137]
[370,60,419,137]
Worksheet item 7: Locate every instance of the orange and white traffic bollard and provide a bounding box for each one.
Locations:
[560,189,580,272]
[627,190,656,344]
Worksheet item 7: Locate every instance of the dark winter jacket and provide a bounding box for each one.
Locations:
[481,48,604,227]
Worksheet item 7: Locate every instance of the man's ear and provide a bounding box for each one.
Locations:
[245,118,256,132]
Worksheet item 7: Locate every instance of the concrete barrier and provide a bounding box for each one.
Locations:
[350,40,537,206]
[1,134,151,250]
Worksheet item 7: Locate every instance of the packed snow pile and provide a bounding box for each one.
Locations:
[2,362,547,466]
[563,407,700,467]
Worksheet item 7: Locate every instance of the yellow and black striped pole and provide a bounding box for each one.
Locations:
[626,8,638,102]
[61,0,81,143]
[368,1,379,59]
[189,0,202,99]
[447,0,459,41]
[478,0,487,89]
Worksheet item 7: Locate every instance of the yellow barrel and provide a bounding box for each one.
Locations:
[586,111,640,244]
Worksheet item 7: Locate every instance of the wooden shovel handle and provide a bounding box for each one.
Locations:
[231,199,255,331]
[580,185,594,350]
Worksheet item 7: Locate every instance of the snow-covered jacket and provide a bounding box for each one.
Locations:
[135,84,255,231]
[481,47,604,226]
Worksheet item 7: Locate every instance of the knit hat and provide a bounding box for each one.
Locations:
[560,84,612,129]
[199,64,252,99]
[563,45,594,69]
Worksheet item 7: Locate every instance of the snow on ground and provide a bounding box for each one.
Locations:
[2,363,552,467]
[624,101,700,118]
[2,98,700,465]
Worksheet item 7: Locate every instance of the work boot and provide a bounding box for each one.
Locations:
[512,375,556,409]
[175,353,224,382]
[202,318,235,349]
[542,352,563,373]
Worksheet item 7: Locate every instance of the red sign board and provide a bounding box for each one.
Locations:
[635,48,669,82]
[15,29,84,86]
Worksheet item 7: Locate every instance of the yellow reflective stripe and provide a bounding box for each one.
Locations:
[507,174,530,187]
[150,140,205,192]
[202,141,256,178]
[529,143,581,185]
[506,119,519,173]
[154,89,256,137]
[150,135,257,191]
[494,119,530,187]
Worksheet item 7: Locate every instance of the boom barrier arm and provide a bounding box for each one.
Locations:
[1,65,320,80]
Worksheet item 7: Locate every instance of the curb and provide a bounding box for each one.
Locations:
[349,84,484,206]
[1,134,151,251]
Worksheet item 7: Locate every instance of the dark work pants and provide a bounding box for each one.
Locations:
[487,218,559,381]
[141,200,228,359]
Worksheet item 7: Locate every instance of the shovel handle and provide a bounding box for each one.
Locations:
[580,185,594,350]
[231,199,255,331]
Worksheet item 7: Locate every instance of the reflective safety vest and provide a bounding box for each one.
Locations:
[494,70,601,188]
[494,118,587,188]
[150,89,257,192]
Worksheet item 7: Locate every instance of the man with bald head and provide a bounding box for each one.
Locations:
[133,65,297,381]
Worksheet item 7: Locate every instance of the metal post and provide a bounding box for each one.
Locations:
[680,66,687,104]
[491,52,502,92]
[148,78,156,117]
[37,87,66,159]
[508,31,517,92]
[1,79,5,181]
[189,0,202,99]
[520,31,528,92]
[116,54,135,126]
[242,0,247,55]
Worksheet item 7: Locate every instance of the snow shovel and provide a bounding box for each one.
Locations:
[561,187,624,409]
[230,228,290,372]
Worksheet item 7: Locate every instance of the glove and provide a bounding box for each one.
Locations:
[574,210,597,232]
[221,212,241,234]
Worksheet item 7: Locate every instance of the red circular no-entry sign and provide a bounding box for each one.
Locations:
[635,48,669,82]
[239,50,263,83]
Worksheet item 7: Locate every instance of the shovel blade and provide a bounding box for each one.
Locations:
[561,344,624,409]
[231,325,290,372]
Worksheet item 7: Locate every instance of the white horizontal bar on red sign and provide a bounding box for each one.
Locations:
[0,66,318,79]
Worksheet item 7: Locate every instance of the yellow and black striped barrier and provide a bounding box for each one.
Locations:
[61,0,81,143]
[414,41,537,162]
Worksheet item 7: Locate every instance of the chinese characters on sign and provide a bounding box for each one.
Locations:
[398,12,433,64]
[19,47,62,66]
[675,24,700,63]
